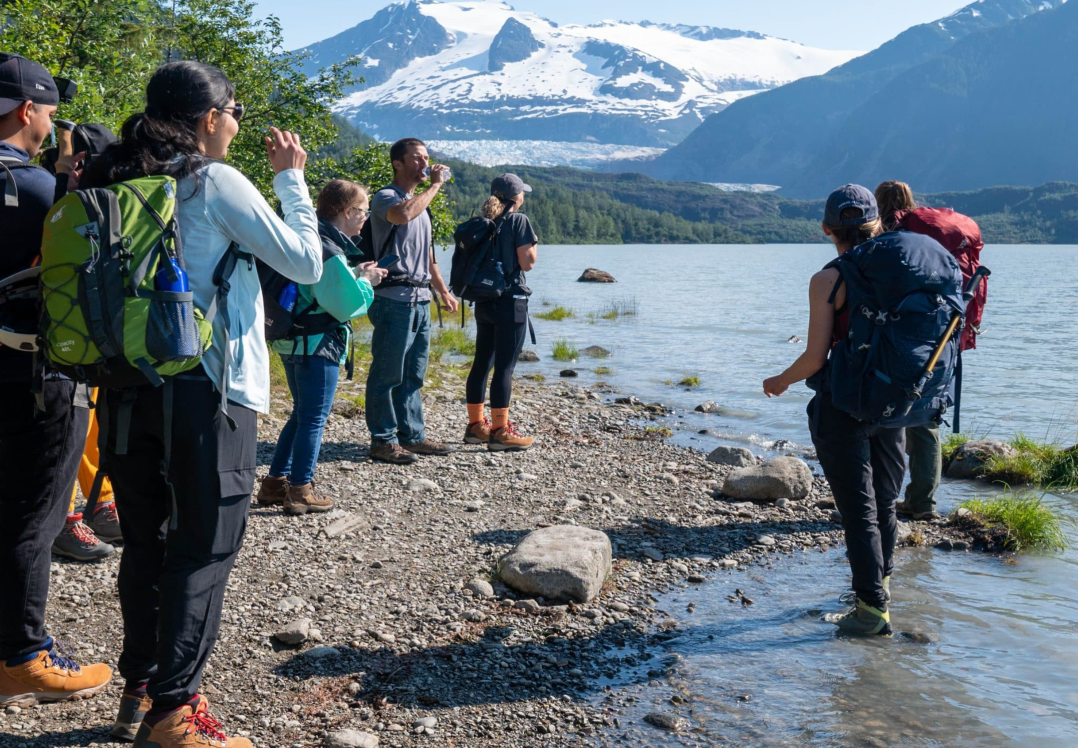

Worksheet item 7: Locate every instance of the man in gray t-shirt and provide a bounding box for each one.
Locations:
[365,138,458,464]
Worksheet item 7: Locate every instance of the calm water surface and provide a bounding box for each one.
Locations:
[488,245,1078,746]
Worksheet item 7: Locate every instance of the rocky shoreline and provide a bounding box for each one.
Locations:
[2,371,974,748]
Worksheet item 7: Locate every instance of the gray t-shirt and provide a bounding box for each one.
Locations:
[370,185,432,302]
[493,212,538,291]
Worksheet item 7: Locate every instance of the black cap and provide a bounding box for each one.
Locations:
[824,184,878,227]
[490,173,531,200]
[0,53,59,117]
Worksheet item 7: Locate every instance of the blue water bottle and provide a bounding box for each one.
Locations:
[154,255,189,292]
[278,282,299,313]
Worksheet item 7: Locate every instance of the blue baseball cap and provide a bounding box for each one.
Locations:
[824,184,878,227]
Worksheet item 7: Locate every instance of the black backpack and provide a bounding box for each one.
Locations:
[258,245,343,344]
[450,215,509,303]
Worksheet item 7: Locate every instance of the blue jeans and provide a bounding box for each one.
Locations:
[269,356,340,485]
[365,297,430,447]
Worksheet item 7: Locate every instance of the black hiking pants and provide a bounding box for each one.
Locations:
[809,392,906,610]
[466,295,529,409]
[0,379,87,661]
[101,370,256,711]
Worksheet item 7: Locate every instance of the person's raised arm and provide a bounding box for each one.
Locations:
[385,165,447,225]
[763,268,838,397]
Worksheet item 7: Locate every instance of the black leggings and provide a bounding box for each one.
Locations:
[466,295,528,409]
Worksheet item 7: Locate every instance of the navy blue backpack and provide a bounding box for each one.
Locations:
[823,231,965,428]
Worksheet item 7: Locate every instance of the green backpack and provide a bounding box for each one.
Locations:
[39,175,239,388]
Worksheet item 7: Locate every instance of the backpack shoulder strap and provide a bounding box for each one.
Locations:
[208,241,253,430]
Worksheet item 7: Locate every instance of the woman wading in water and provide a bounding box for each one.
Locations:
[763,185,904,637]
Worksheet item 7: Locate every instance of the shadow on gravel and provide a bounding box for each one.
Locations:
[472,516,836,561]
[256,440,374,467]
[0,726,113,747]
[272,620,677,709]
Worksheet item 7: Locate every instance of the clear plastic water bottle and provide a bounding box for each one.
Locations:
[495,261,504,275]
[154,255,189,292]
[278,282,298,313]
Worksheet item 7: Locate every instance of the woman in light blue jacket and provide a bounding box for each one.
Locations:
[259,180,387,514]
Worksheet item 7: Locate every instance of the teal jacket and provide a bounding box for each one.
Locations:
[272,221,374,365]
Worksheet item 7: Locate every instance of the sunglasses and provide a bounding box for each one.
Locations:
[219,103,245,122]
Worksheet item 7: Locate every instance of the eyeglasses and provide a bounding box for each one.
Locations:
[219,103,245,122]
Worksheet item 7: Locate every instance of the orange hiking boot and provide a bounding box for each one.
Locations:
[464,417,492,444]
[255,475,289,506]
[112,690,153,742]
[132,696,252,747]
[489,422,534,452]
[0,640,112,706]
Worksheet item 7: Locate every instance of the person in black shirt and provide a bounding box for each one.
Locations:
[463,173,538,451]
[0,52,112,705]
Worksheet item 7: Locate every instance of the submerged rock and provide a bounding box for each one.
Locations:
[580,345,611,358]
[499,525,612,603]
[559,369,579,378]
[643,712,685,731]
[722,456,813,501]
[706,445,756,468]
[578,268,616,283]
[946,440,1018,479]
[518,349,540,362]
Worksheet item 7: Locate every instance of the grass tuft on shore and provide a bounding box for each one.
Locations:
[552,339,578,361]
[942,433,969,462]
[535,305,575,321]
[984,434,1078,490]
[432,326,476,358]
[958,492,1069,552]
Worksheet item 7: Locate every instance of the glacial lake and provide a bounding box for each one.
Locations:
[477,244,1078,746]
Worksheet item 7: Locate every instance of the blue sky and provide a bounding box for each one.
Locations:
[254,0,969,51]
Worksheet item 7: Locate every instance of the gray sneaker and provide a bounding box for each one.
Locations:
[896,500,938,521]
[86,501,122,544]
[53,518,115,562]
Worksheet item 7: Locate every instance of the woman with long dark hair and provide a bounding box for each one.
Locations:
[83,61,322,747]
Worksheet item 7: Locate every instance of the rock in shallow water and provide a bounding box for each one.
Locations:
[722,456,813,500]
[577,268,616,283]
[517,349,539,362]
[499,525,612,603]
[946,439,1018,479]
[643,712,685,731]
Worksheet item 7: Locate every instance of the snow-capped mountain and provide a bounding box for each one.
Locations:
[300,0,862,148]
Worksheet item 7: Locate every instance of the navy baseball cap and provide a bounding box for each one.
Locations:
[824,184,878,227]
[490,173,531,200]
[0,53,59,117]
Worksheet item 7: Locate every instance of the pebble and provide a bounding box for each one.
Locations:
[407,478,439,493]
[641,547,664,561]
[324,729,379,748]
[462,609,486,622]
[413,717,438,729]
[273,618,311,646]
[755,535,777,547]
[465,579,495,598]
[687,574,706,584]
[643,712,684,732]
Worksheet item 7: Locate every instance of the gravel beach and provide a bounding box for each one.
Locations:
[2,366,959,748]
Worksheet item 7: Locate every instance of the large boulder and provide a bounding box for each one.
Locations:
[946,439,1017,479]
[498,525,612,603]
[722,456,813,501]
[706,446,756,468]
[578,268,616,283]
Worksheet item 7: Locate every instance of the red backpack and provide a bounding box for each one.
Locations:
[894,207,985,351]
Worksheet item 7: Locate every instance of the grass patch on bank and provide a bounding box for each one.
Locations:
[432,326,476,358]
[552,339,578,361]
[958,493,1069,552]
[535,305,575,321]
[942,433,969,462]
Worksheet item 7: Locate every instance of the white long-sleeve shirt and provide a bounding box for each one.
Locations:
[177,163,322,414]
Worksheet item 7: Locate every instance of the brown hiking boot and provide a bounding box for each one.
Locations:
[0,645,112,707]
[112,691,153,742]
[131,696,252,747]
[283,483,334,515]
[255,475,289,506]
[402,438,453,456]
[464,418,492,445]
[370,443,419,465]
[489,422,534,452]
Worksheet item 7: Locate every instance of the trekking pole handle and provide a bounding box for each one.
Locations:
[962,266,991,303]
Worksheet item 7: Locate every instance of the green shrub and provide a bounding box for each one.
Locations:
[552,339,578,361]
[535,306,575,321]
[959,493,1068,552]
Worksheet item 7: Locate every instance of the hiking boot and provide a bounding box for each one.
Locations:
[112,691,153,742]
[0,641,112,706]
[283,483,334,515]
[402,438,453,456]
[825,598,893,637]
[370,443,419,465]
[464,418,492,445]
[52,515,115,562]
[896,500,937,521]
[131,696,252,748]
[87,500,123,544]
[255,475,289,506]
[489,422,535,452]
